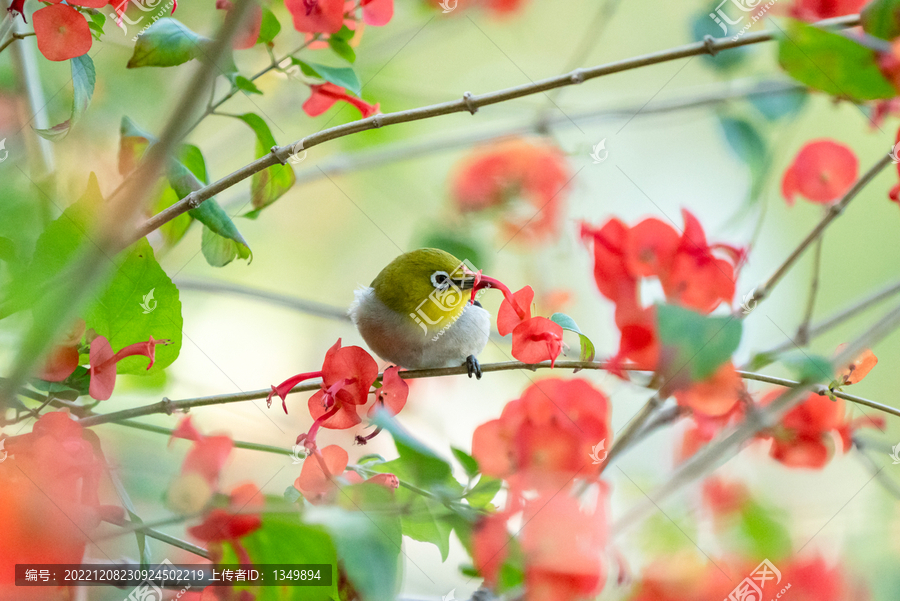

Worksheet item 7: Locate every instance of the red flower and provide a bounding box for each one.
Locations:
[294,444,398,504]
[521,490,608,601]
[167,417,234,513]
[360,0,392,25]
[582,211,742,375]
[302,82,380,118]
[285,0,345,33]
[497,285,534,336]
[759,390,882,468]
[701,477,750,517]
[33,4,92,62]
[472,513,509,587]
[0,412,122,591]
[781,140,858,206]
[673,362,742,417]
[451,138,572,242]
[788,0,866,21]
[38,318,86,382]
[88,335,171,400]
[511,316,563,366]
[6,0,26,21]
[188,482,263,566]
[472,378,611,489]
[368,366,408,417]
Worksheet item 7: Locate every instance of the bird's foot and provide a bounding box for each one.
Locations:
[466,355,483,380]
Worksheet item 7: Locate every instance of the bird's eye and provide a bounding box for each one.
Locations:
[431,271,450,289]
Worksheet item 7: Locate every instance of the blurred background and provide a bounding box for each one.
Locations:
[2,0,900,598]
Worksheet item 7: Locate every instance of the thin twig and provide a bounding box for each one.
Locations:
[131,15,861,244]
[137,525,211,559]
[757,277,900,358]
[0,30,33,55]
[601,393,663,472]
[796,234,824,345]
[747,152,894,313]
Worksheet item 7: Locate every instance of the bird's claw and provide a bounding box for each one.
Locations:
[466,355,482,380]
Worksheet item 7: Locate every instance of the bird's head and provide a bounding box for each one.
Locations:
[371,248,477,325]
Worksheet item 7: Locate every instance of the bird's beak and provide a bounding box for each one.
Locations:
[451,273,477,290]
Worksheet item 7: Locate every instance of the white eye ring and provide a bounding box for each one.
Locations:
[431,271,451,289]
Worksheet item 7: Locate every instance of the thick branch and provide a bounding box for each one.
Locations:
[76,360,900,428]
[131,15,860,244]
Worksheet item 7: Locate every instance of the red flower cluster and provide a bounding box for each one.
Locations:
[580,210,743,380]
[168,417,263,564]
[758,390,882,469]
[629,554,867,601]
[0,413,123,595]
[285,0,392,34]
[471,378,611,600]
[451,138,572,242]
[781,140,858,206]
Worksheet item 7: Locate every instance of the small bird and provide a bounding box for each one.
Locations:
[350,248,491,378]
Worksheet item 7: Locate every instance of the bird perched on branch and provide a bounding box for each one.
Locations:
[350,248,512,379]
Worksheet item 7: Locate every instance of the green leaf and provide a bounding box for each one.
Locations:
[418,230,488,271]
[168,153,252,267]
[235,113,296,212]
[550,312,596,365]
[295,59,362,96]
[127,19,210,68]
[718,116,769,201]
[451,447,479,479]
[328,27,356,63]
[778,20,896,101]
[258,8,281,44]
[35,55,95,141]
[780,351,833,383]
[862,0,900,40]
[737,502,792,561]
[656,303,742,388]
[88,12,106,40]
[371,409,454,488]
[234,75,263,95]
[391,490,455,561]
[306,503,401,601]
[748,88,808,121]
[465,475,502,508]
[83,237,183,375]
[221,507,340,601]
[283,485,302,504]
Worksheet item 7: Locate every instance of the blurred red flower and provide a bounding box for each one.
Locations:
[472,378,611,489]
[88,335,171,400]
[286,0,345,33]
[294,444,398,504]
[188,482,264,564]
[788,0,866,21]
[0,413,122,593]
[451,138,571,241]
[758,390,883,468]
[781,139,858,206]
[32,4,92,62]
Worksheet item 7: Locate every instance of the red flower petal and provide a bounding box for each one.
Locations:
[497,285,534,336]
[322,339,379,406]
[39,345,79,382]
[295,445,348,502]
[372,366,408,416]
[68,0,109,8]
[836,346,877,385]
[88,336,116,401]
[781,139,858,205]
[33,5,92,62]
[624,217,679,278]
[285,0,344,33]
[302,83,380,118]
[673,362,742,417]
[511,316,563,366]
[232,4,262,49]
[361,0,392,25]
[183,435,234,487]
[308,390,362,429]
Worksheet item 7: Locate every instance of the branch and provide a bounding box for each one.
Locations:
[756,277,900,358]
[131,15,861,244]
[76,359,900,428]
[601,393,663,472]
[268,79,803,194]
[613,298,900,537]
[173,277,352,322]
[0,31,34,55]
[795,234,824,345]
[747,152,893,312]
